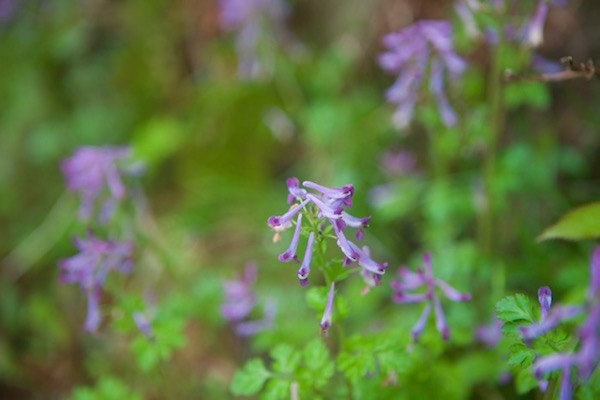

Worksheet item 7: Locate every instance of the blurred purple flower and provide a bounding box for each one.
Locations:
[268,178,386,287]
[61,146,132,223]
[391,252,471,341]
[380,150,416,176]
[379,20,466,129]
[522,0,567,48]
[0,0,16,24]
[519,286,583,342]
[476,317,503,348]
[59,232,134,332]
[221,263,277,336]
[219,0,289,78]
[133,312,155,342]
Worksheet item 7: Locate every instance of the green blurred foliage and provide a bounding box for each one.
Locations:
[1,0,600,399]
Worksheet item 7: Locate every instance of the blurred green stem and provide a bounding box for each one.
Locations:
[1,192,75,283]
[481,36,506,300]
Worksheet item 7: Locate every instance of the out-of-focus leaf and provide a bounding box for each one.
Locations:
[504,82,550,110]
[538,202,600,241]
[231,358,271,396]
[132,118,185,166]
[496,294,536,324]
[270,344,300,374]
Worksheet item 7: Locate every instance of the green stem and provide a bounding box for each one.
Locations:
[481,35,507,304]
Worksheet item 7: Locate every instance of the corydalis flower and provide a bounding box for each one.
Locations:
[379,20,466,129]
[320,282,335,337]
[519,286,583,342]
[133,312,155,342]
[268,178,386,287]
[391,253,471,341]
[61,146,132,223]
[219,0,288,78]
[59,232,133,332]
[529,247,600,399]
[221,263,277,336]
[524,1,566,48]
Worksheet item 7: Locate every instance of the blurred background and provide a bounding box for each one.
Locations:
[1,0,600,398]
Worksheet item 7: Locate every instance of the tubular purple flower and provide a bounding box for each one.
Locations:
[133,312,155,341]
[538,286,552,321]
[84,288,102,332]
[221,263,257,322]
[590,246,600,298]
[435,279,472,302]
[341,212,370,241]
[391,252,470,341]
[61,146,132,222]
[379,20,465,129]
[303,181,354,201]
[278,214,303,263]
[433,295,450,340]
[235,298,278,336]
[476,318,503,348]
[331,218,359,261]
[306,194,343,219]
[320,282,335,337]
[297,232,315,286]
[268,198,310,228]
[533,354,577,379]
[287,177,307,204]
[520,305,583,341]
[525,2,549,47]
[59,233,134,332]
[412,303,432,342]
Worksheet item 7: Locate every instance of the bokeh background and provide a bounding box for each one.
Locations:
[2,0,600,398]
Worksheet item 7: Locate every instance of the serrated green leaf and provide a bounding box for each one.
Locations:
[303,339,330,372]
[270,344,300,374]
[508,343,535,369]
[496,294,536,324]
[260,379,291,400]
[538,202,600,241]
[231,358,271,396]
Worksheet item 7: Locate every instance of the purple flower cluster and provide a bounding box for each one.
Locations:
[218,0,288,78]
[527,247,600,399]
[268,178,387,288]
[379,20,466,129]
[59,232,133,332]
[391,253,471,341]
[61,146,132,223]
[519,286,582,342]
[221,263,277,336]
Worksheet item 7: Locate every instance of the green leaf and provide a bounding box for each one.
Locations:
[515,368,539,395]
[496,294,536,324]
[260,379,291,400]
[231,358,271,396]
[270,344,300,374]
[302,339,334,388]
[504,82,550,110]
[538,202,600,241]
[508,343,535,369]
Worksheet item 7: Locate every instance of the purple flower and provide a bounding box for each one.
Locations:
[221,263,277,336]
[59,232,134,332]
[476,317,503,348]
[61,146,133,223]
[380,150,416,176]
[529,246,600,399]
[379,20,466,129]
[391,252,471,341]
[320,282,335,337]
[269,178,386,287]
[133,312,155,342]
[519,286,583,342]
[218,0,289,78]
[221,263,258,322]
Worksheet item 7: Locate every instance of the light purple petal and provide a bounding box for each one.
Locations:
[278,214,303,262]
[320,282,335,337]
[412,303,432,342]
[538,286,552,321]
[433,295,450,340]
[297,232,315,286]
